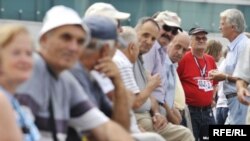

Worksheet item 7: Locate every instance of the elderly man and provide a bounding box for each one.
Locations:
[165,32,190,123]
[112,25,165,141]
[177,27,217,140]
[16,5,134,141]
[143,10,183,124]
[132,17,194,141]
[209,9,249,125]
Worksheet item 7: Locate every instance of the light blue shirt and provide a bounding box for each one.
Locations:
[165,53,177,108]
[143,41,169,104]
[223,33,249,95]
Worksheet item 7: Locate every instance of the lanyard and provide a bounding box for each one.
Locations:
[193,56,207,77]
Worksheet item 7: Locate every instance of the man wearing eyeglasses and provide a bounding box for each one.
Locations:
[143,11,184,124]
[177,27,217,141]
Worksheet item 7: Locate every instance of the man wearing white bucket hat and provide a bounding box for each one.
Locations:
[16,5,134,141]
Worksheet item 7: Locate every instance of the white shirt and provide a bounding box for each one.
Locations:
[113,49,140,94]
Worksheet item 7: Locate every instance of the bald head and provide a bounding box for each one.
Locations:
[167,32,190,63]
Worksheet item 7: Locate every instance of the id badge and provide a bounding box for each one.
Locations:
[198,79,205,89]
[204,80,213,92]
[197,79,213,91]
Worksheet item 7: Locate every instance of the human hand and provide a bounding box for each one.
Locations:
[211,99,216,108]
[152,113,167,131]
[94,57,121,80]
[147,73,161,90]
[237,87,250,105]
[208,70,226,81]
[138,124,146,132]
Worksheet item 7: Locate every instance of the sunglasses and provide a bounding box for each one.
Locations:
[162,25,180,35]
[195,36,207,42]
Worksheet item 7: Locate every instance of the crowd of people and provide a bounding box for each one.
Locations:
[0,2,250,141]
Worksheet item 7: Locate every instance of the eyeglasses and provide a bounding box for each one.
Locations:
[195,36,207,42]
[162,25,179,35]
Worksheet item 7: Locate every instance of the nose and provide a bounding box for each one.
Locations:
[167,32,174,41]
[68,40,80,52]
[20,53,33,67]
[145,38,153,47]
[177,49,183,55]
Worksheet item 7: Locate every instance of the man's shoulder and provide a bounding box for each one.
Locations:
[179,51,192,63]
[113,50,132,67]
[204,54,215,61]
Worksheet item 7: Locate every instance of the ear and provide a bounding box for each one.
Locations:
[231,25,236,30]
[100,43,110,57]
[39,34,48,50]
[128,43,134,54]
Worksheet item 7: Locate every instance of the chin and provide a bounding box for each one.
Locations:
[61,61,76,69]
[64,64,75,70]
[16,77,30,84]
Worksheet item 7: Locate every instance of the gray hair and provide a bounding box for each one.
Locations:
[120,26,138,44]
[220,9,246,33]
[86,38,115,50]
[134,17,160,31]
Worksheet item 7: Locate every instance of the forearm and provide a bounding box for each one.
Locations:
[150,96,160,115]
[213,85,218,99]
[164,104,181,124]
[236,79,249,90]
[111,77,130,131]
[88,121,134,141]
[132,86,154,109]
[225,74,237,83]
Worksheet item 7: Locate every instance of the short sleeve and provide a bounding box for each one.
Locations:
[67,72,109,133]
[233,42,250,83]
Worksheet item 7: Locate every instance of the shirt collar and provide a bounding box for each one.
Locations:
[154,41,161,50]
[115,49,133,66]
[166,53,173,65]
[228,33,246,51]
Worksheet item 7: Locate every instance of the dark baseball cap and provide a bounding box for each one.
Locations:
[188,27,208,35]
[83,15,127,46]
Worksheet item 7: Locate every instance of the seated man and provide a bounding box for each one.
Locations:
[16,5,134,141]
[112,17,194,141]
[71,15,165,141]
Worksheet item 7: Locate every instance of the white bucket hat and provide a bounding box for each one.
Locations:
[154,10,181,28]
[84,2,130,20]
[39,5,89,40]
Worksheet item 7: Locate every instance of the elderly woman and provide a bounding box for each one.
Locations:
[205,39,223,63]
[0,24,40,141]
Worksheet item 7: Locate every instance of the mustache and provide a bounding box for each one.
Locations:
[161,34,171,41]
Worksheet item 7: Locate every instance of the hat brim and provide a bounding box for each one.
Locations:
[191,30,208,35]
[163,21,180,28]
[114,11,130,20]
[163,21,183,32]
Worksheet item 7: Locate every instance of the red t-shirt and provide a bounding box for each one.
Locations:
[177,51,218,107]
